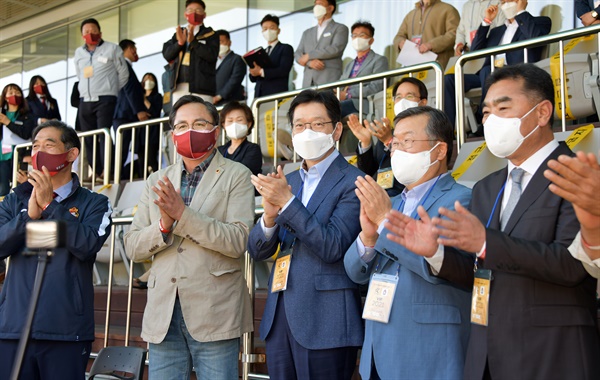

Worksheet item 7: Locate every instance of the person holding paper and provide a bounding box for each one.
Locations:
[344,106,471,380]
[0,83,35,196]
[393,0,460,70]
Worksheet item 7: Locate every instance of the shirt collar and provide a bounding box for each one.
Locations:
[53,178,75,203]
[318,18,333,29]
[401,172,447,202]
[299,149,339,182]
[507,139,559,177]
[268,40,279,48]
[181,149,217,175]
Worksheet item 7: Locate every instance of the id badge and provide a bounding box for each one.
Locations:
[271,251,291,293]
[494,57,505,68]
[163,92,171,104]
[182,52,191,66]
[376,168,394,190]
[411,35,422,45]
[83,66,94,78]
[362,273,398,323]
[471,268,492,326]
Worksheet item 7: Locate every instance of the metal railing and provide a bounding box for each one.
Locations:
[454,24,600,152]
[250,62,444,169]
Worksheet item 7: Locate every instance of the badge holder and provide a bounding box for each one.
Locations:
[271,238,296,293]
[471,258,492,326]
[362,263,399,324]
[376,168,394,190]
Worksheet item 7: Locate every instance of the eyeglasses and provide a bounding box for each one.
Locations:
[173,119,214,133]
[292,121,333,133]
[393,94,419,102]
[392,138,438,150]
[351,33,371,39]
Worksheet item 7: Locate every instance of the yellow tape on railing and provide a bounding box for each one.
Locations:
[385,85,395,122]
[564,124,594,149]
[96,183,112,193]
[347,155,358,166]
[451,141,487,180]
[264,98,292,157]
[550,35,593,120]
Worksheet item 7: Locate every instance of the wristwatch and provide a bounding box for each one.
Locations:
[592,10,599,19]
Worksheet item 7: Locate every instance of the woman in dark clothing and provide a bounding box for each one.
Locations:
[25,75,61,125]
[0,84,35,196]
[136,73,164,176]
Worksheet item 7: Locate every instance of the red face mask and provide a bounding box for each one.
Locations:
[33,84,46,95]
[32,150,71,176]
[186,12,205,26]
[6,95,22,106]
[173,127,217,159]
[83,33,101,45]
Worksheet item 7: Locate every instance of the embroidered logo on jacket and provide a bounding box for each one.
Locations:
[69,207,79,218]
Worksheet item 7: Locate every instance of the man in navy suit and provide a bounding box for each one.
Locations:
[387,64,600,379]
[249,14,294,98]
[576,0,600,26]
[345,106,472,380]
[213,30,246,106]
[444,0,551,128]
[113,39,149,180]
[248,90,364,379]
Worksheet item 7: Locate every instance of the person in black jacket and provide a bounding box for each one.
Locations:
[25,75,61,126]
[138,73,163,175]
[0,83,35,196]
[0,120,112,380]
[163,0,219,104]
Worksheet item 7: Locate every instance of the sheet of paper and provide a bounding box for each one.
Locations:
[2,125,28,146]
[396,40,438,67]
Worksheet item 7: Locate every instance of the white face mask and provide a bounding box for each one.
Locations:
[351,37,370,52]
[500,1,519,20]
[144,80,156,91]
[292,128,335,160]
[262,29,278,43]
[483,104,540,158]
[391,142,440,186]
[219,44,229,56]
[225,122,248,140]
[313,4,327,19]
[394,98,420,116]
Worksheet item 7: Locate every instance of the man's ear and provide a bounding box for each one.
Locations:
[333,122,343,142]
[435,142,448,162]
[536,99,553,127]
[67,148,79,163]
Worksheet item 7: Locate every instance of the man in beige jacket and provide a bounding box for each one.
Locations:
[125,95,254,379]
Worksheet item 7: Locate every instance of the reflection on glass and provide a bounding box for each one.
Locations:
[0,42,23,89]
[23,27,68,84]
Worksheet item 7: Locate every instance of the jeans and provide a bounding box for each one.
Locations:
[148,297,240,380]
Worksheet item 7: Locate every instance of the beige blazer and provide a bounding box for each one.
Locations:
[124,152,255,344]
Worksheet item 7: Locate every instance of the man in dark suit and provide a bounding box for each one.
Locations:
[444,0,551,127]
[576,0,600,26]
[249,14,294,98]
[113,39,149,180]
[248,90,364,379]
[213,30,246,106]
[385,64,600,379]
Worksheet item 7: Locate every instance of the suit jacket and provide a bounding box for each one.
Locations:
[437,143,600,380]
[295,20,349,88]
[216,51,246,105]
[345,174,472,380]
[471,12,551,68]
[247,153,364,350]
[124,152,255,344]
[340,50,389,113]
[250,42,294,98]
[26,96,61,123]
[113,61,145,122]
[575,0,598,18]
[356,140,403,197]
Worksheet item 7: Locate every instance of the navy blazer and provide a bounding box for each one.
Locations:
[216,51,246,105]
[113,61,145,122]
[438,143,600,379]
[26,96,61,123]
[472,12,551,68]
[345,174,472,380]
[247,153,364,350]
[575,0,598,17]
[250,42,294,98]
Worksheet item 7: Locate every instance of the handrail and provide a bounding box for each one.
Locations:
[250,62,444,169]
[455,24,600,152]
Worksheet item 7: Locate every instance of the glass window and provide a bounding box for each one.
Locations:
[120,0,178,57]
[23,26,68,85]
[0,42,24,90]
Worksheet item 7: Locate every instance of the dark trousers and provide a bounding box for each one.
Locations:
[0,158,12,196]
[78,96,117,176]
[444,65,492,128]
[0,339,91,380]
[113,118,138,180]
[265,295,358,380]
[136,123,161,175]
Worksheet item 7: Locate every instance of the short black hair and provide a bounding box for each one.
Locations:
[185,0,206,9]
[216,29,230,40]
[170,95,219,129]
[80,18,101,33]
[393,77,428,100]
[324,0,337,13]
[220,101,255,136]
[119,39,136,52]
[485,63,555,125]
[393,106,453,163]
[33,120,81,151]
[351,20,374,37]
[288,89,341,125]
[261,14,280,27]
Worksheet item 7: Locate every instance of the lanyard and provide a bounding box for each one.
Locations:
[397,174,442,219]
[475,181,507,270]
[279,182,305,251]
[378,151,388,170]
[411,2,435,37]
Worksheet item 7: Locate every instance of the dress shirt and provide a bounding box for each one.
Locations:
[568,232,600,279]
[349,50,370,78]
[216,49,231,69]
[317,18,333,40]
[259,41,279,77]
[53,178,75,203]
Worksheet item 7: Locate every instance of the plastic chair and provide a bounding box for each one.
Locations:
[88,346,147,380]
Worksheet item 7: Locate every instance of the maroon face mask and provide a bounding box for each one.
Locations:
[172,127,217,159]
[185,12,205,26]
[33,84,46,95]
[32,150,71,176]
[6,95,22,106]
[83,33,101,45]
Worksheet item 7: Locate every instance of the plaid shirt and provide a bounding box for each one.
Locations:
[180,150,216,206]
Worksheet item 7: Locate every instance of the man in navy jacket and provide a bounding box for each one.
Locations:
[0,121,112,380]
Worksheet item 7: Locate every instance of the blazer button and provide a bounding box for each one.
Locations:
[171,278,176,283]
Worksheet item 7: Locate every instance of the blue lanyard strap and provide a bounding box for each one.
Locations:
[279,182,305,250]
[378,151,388,170]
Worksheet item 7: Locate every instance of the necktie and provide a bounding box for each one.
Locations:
[500,168,524,230]
[266,45,272,55]
[41,96,47,109]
